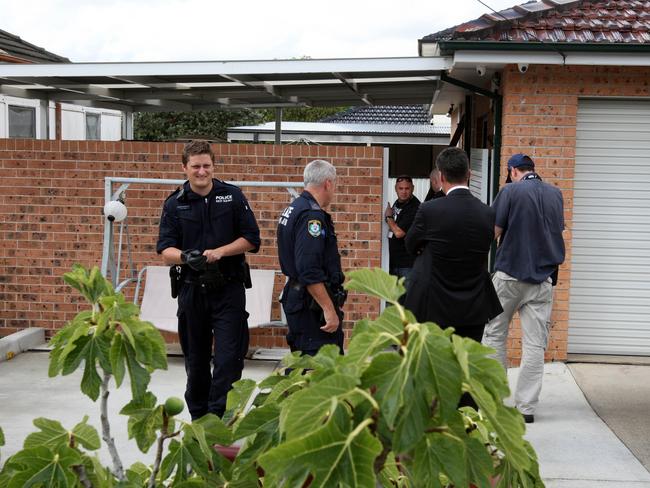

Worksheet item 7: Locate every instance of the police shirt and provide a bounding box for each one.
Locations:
[277,191,343,286]
[157,179,261,277]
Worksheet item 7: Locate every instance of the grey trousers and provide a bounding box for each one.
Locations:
[482,271,553,415]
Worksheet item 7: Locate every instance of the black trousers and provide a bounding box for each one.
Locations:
[281,282,344,356]
[177,282,249,420]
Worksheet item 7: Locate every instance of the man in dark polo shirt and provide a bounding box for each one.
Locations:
[482,153,565,424]
[385,175,420,290]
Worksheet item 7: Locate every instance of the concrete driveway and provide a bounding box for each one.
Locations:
[2,350,650,487]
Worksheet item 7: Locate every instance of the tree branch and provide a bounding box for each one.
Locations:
[100,371,125,481]
[148,412,179,488]
[72,464,94,488]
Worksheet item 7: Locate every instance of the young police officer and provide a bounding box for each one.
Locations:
[157,140,260,420]
[277,159,346,356]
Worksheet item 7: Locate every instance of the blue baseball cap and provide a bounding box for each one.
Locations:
[507,153,535,169]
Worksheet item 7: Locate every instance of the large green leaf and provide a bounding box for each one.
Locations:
[160,437,213,483]
[80,342,102,401]
[260,409,382,488]
[469,378,530,471]
[6,445,81,488]
[360,352,406,428]
[279,373,358,439]
[0,425,4,445]
[23,418,69,450]
[125,461,151,486]
[120,392,162,453]
[233,403,280,440]
[345,268,405,304]
[345,306,406,365]
[109,333,126,388]
[225,378,257,416]
[123,340,151,400]
[461,338,511,402]
[71,416,101,451]
[193,414,233,447]
[231,430,277,479]
[409,324,463,420]
[23,416,99,452]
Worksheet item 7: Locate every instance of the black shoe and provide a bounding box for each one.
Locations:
[522,413,535,424]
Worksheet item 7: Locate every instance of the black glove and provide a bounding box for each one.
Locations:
[181,249,207,272]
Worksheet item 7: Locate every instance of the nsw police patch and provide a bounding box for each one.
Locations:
[307,219,322,237]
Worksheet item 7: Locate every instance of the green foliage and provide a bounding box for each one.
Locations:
[49,264,168,401]
[258,106,348,124]
[226,268,544,487]
[134,109,263,142]
[0,266,544,487]
[133,106,348,142]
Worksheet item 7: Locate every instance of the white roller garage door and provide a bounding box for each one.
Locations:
[569,99,650,355]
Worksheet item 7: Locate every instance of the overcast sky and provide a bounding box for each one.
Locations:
[2,0,518,62]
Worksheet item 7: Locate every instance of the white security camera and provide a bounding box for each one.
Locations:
[103,200,128,222]
[518,63,529,74]
[476,65,486,77]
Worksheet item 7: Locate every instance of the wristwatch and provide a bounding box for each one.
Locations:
[385,215,394,223]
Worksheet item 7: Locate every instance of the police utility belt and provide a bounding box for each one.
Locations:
[287,278,348,309]
[170,262,252,298]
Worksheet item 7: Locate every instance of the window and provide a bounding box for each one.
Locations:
[8,105,36,138]
[86,112,101,140]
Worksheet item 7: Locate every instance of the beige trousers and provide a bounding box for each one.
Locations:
[482,271,553,415]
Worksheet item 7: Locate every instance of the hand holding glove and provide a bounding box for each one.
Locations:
[181,249,207,271]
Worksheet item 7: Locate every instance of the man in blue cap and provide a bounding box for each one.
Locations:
[482,153,565,424]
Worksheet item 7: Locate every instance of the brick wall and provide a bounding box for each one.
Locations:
[0,140,384,347]
[500,64,650,364]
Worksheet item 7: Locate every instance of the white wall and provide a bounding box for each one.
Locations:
[0,96,122,141]
[52,102,122,141]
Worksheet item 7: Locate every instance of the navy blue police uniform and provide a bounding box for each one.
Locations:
[277,190,345,355]
[157,179,260,420]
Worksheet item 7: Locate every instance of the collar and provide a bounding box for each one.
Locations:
[522,172,542,181]
[395,195,415,206]
[446,185,469,195]
[301,190,322,210]
[181,179,217,200]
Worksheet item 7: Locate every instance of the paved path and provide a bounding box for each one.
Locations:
[513,362,650,488]
[0,351,277,468]
[2,352,650,487]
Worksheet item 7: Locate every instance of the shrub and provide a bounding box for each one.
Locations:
[0,266,543,487]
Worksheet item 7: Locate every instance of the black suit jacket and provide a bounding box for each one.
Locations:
[404,188,503,331]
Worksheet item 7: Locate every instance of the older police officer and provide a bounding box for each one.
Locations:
[157,140,260,420]
[277,159,346,356]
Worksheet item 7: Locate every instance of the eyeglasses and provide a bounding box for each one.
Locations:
[396,175,413,183]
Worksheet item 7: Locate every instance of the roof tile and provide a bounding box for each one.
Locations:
[0,29,69,63]
[422,0,650,45]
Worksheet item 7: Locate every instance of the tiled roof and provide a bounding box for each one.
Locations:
[422,0,650,44]
[320,105,432,124]
[0,29,69,63]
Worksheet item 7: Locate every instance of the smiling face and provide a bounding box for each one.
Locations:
[183,153,214,196]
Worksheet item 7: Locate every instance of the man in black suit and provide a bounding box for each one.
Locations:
[404,147,502,342]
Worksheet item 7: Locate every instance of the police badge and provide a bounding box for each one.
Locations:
[307,219,322,237]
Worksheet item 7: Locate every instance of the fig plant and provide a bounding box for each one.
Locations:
[0,266,544,487]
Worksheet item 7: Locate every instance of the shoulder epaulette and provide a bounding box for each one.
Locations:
[164,186,183,202]
[217,178,240,191]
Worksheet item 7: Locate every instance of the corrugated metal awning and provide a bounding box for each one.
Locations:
[0,56,452,112]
